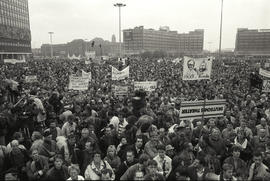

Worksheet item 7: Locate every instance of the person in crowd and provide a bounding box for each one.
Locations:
[153,144,172,178]
[116,149,138,180]
[60,134,79,166]
[61,114,77,138]
[44,120,62,141]
[248,151,270,181]
[26,149,49,180]
[39,130,58,163]
[67,164,84,180]
[99,126,118,155]
[133,170,144,180]
[235,120,253,140]
[126,135,144,160]
[224,145,247,180]
[144,129,161,159]
[252,128,269,152]
[79,140,96,174]
[46,154,69,181]
[144,159,165,180]
[84,150,115,180]
[100,168,114,180]
[234,129,253,162]
[256,118,270,136]
[120,154,150,180]
[104,145,121,173]
[116,136,129,161]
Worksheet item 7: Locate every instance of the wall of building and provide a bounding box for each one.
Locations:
[0,0,31,56]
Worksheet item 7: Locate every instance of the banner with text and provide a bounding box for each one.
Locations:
[134,81,157,92]
[113,86,128,96]
[263,80,270,92]
[182,57,212,80]
[259,68,270,78]
[82,70,91,81]
[4,59,26,64]
[25,75,38,83]
[68,76,89,91]
[112,66,129,80]
[180,99,226,120]
[85,51,96,59]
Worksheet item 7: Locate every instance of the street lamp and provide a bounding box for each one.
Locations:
[114,3,126,58]
[48,32,54,58]
[218,0,224,61]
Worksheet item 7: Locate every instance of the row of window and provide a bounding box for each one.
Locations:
[0,17,29,29]
[1,0,28,10]
[0,41,30,47]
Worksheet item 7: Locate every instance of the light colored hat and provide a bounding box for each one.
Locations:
[166,145,174,151]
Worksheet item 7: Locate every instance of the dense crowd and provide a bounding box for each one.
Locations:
[0,56,270,180]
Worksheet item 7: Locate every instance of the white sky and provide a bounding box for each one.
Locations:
[29,0,270,51]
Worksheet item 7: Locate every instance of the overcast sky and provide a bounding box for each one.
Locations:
[29,0,270,51]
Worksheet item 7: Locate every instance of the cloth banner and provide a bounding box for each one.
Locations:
[4,59,26,64]
[81,70,91,81]
[68,75,89,91]
[134,81,157,92]
[113,86,128,96]
[112,66,129,80]
[259,68,270,78]
[25,75,38,83]
[180,99,226,120]
[85,51,95,59]
[68,54,81,60]
[263,80,270,92]
[85,61,91,65]
[182,56,212,80]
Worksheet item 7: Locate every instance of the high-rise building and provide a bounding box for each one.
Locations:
[123,26,204,55]
[112,34,116,43]
[235,28,270,55]
[0,0,31,60]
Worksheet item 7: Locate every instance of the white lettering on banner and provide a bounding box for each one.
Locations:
[25,75,38,83]
[68,76,89,91]
[114,86,128,96]
[134,81,157,92]
[112,66,129,80]
[81,70,91,81]
[263,80,270,92]
[4,59,26,64]
[182,56,212,80]
[259,68,270,78]
[179,100,226,120]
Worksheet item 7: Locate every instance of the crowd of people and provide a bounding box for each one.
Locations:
[0,55,270,180]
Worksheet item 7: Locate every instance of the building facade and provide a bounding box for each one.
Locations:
[235,28,270,55]
[0,0,31,60]
[123,26,204,55]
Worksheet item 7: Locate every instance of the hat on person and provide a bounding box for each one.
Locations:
[166,145,174,151]
[43,130,52,137]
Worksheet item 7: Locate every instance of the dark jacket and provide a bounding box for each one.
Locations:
[116,159,138,180]
[45,166,69,181]
[26,155,49,180]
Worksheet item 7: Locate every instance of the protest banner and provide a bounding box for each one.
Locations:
[259,68,270,78]
[25,75,38,83]
[265,63,270,68]
[68,76,89,91]
[134,81,157,92]
[113,86,128,96]
[182,56,212,80]
[179,99,226,120]
[262,80,270,92]
[82,70,91,81]
[112,66,129,80]
[85,61,91,65]
[4,59,26,64]
[85,51,96,59]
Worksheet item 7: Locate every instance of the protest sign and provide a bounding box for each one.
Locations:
[85,51,96,59]
[68,76,89,91]
[112,66,129,80]
[179,99,226,120]
[134,81,157,92]
[259,68,270,78]
[262,80,270,92]
[182,56,212,80]
[113,86,128,96]
[4,59,26,64]
[25,75,38,83]
[82,70,91,81]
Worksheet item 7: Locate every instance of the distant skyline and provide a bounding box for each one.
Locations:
[29,0,270,51]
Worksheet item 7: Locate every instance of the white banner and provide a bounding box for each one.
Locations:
[265,63,270,68]
[134,81,157,92]
[112,66,129,80]
[82,70,91,81]
[85,61,91,65]
[68,54,81,60]
[182,57,212,80]
[25,75,38,83]
[263,80,270,92]
[259,68,270,78]
[113,86,128,96]
[4,59,26,64]
[180,100,226,120]
[85,51,96,59]
[68,76,89,91]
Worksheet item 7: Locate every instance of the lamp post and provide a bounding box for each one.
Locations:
[114,3,126,58]
[48,32,54,58]
[218,0,224,61]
